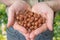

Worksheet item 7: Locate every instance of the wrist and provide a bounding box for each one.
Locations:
[0,0,24,7]
[0,0,14,7]
[45,1,60,11]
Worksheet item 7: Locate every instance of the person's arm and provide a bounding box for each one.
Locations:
[0,0,21,6]
[44,0,60,11]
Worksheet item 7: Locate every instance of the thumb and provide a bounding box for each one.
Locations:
[30,31,35,40]
[31,39,34,40]
[7,7,15,27]
[46,10,54,31]
[25,33,30,40]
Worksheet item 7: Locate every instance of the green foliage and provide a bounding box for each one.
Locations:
[0,3,7,24]
[53,12,60,40]
[0,3,7,35]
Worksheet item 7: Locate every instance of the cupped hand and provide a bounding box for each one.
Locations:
[30,3,54,40]
[7,0,30,27]
[7,1,31,40]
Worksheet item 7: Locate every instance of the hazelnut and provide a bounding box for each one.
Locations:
[30,26,34,29]
[27,23,31,27]
[38,24,42,27]
[31,22,35,26]
[35,18,38,21]
[16,16,19,20]
[27,18,30,22]
[31,17,34,20]
[42,18,46,23]
[24,21,27,24]
[34,26,37,29]
[18,22,21,25]
[27,28,31,31]
[29,12,33,16]
[33,13,38,17]
[23,24,27,27]
[20,22,24,26]
[35,22,38,26]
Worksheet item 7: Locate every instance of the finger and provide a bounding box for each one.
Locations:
[25,35,30,40]
[7,7,15,27]
[26,38,30,40]
[22,32,30,40]
[33,24,47,36]
[31,38,34,40]
[13,0,31,12]
[30,32,35,40]
[23,32,30,40]
[30,31,35,40]
[46,9,54,31]
[16,9,27,15]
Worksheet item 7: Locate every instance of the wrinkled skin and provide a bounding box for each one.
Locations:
[7,1,54,40]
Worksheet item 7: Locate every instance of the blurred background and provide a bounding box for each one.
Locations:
[0,3,60,40]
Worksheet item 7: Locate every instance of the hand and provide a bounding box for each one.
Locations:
[30,3,54,40]
[7,0,30,27]
[7,1,30,40]
[13,22,30,40]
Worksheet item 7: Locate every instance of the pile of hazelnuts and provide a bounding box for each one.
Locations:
[15,10,46,33]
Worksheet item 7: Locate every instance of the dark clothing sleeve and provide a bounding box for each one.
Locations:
[7,27,53,40]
